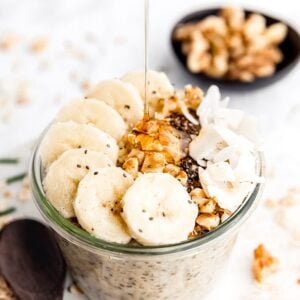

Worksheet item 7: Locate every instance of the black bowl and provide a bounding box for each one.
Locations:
[171,8,300,90]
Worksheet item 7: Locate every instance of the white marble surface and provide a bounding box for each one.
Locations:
[0,0,299,299]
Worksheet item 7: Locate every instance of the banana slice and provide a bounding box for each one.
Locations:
[40,121,118,169]
[86,79,144,126]
[43,148,113,218]
[121,173,198,246]
[56,99,127,141]
[74,167,133,244]
[122,70,174,114]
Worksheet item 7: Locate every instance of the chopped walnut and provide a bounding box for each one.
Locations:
[252,244,279,283]
[124,116,189,167]
[127,149,145,165]
[163,164,181,177]
[123,157,139,178]
[156,86,203,119]
[196,213,220,230]
[141,152,166,173]
[199,199,216,214]
[190,188,208,206]
[183,85,203,110]
[220,209,231,222]
[176,170,188,186]
[174,6,287,81]
[188,224,203,239]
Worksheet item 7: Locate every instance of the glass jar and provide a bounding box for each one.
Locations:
[30,141,264,300]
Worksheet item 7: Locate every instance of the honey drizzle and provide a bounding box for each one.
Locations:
[144,0,149,115]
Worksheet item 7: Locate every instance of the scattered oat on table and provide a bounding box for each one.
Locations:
[29,38,48,53]
[17,176,31,202]
[16,82,31,105]
[80,80,91,92]
[0,33,19,50]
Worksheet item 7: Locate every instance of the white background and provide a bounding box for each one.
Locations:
[0,0,299,299]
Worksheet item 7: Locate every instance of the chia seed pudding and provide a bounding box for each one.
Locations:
[31,71,264,299]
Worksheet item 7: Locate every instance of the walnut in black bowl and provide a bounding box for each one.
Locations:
[171,7,300,89]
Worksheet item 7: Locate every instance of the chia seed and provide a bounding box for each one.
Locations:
[180,156,202,192]
[168,113,200,136]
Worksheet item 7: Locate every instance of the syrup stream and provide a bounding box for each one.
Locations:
[144,0,149,115]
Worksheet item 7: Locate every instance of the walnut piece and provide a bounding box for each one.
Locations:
[196,213,220,230]
[174,6,287,81]
[252,244,279,283]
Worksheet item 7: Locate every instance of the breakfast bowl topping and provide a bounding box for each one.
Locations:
[39,70,263,245]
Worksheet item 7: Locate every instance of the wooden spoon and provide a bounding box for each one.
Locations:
[0,219,66,300]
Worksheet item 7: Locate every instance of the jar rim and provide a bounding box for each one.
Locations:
[30,138,265,256]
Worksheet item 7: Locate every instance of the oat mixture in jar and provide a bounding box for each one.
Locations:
[31,70,264,299]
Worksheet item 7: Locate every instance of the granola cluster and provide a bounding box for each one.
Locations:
[174,6,287,81]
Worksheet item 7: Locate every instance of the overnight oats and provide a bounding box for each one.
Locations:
[31,70,264,300]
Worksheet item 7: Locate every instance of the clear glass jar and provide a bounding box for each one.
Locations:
[30,140,264,300]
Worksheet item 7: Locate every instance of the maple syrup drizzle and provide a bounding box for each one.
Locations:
[144,0,149,115]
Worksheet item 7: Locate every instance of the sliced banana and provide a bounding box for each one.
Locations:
[56,99,127,141]
[122,70,174,114]
[121,173,198,246]
[43,148,113,218]
[40,121,118,169]
[74,167,133,244]
[86,79,144,126]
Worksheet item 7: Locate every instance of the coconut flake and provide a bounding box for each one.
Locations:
[205,181,255,211]
[206,162,236,182]
[197,85,230,127]
[195,85,259,146]
[214,108,245,130]
[213,145,240,167]
[191,85,262,212]
[189,125,225,162]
